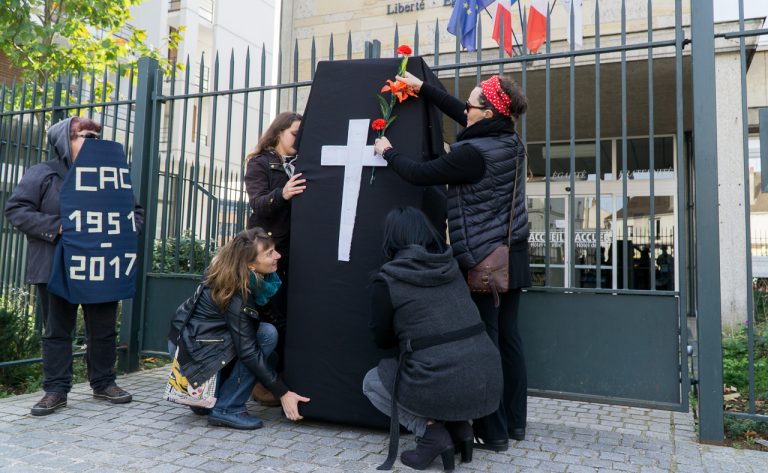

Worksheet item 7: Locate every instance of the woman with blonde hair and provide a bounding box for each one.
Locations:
[168,227,309,429]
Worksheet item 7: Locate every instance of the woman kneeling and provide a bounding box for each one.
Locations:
[364,207,502,470]
[169,227,309,429]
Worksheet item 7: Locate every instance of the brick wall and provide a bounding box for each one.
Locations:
[0,51,23,85]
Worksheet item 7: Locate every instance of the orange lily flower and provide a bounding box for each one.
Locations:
[381,79,418,103]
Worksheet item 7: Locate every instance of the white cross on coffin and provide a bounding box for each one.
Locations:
[321,119,388,262]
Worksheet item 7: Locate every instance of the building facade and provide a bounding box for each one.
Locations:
[280,0,768,327]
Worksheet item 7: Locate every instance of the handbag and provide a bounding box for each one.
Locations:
[467,156,521,307]
[163,284,218,408]
[164,347,218,408]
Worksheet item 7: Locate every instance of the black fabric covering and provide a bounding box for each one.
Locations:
[286,58,446,428]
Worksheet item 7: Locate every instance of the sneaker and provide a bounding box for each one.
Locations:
[30,392,67,416]
[93,384,133,404]
[208,411,264,430]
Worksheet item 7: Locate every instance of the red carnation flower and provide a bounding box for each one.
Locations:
[397,44,412,56]
[372,118,387,131]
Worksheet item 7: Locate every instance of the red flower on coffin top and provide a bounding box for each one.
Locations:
[397,45,413,56]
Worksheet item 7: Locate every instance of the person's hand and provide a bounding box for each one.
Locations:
[280,391,310,421]
[58,225,62,235]
[395,71,423,93]
[374,137,393,157]
[281,172,307,200]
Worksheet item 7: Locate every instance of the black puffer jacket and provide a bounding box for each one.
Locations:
[447,125,528,270]
[168,286,288,397]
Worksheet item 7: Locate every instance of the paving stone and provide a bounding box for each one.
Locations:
[0,367,766,472]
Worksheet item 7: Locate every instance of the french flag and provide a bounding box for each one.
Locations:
[527,0,549,53]
[492,0,516,57]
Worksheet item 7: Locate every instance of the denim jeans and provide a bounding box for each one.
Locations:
[37,284,118,393]
[214,322,278,415]
[169,322,279,415]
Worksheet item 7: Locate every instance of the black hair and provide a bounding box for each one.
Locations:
[381,207,447,260]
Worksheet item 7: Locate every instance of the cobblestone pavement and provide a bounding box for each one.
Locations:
[0,368,766,472]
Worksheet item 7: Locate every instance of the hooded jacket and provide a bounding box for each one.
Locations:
[371,245,502,421]
[4,118,144,284]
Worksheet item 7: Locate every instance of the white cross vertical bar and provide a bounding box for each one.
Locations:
[320,119,388,261]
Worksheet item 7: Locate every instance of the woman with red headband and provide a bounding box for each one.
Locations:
[374,72,529,456]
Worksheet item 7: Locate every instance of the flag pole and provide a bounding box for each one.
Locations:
[517,0,526,53]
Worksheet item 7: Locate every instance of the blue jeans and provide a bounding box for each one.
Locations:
[168,322,279,415]
[214,322,278,415]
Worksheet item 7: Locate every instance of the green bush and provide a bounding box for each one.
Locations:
[724,416,768,439]
[152,230,216,274]
[722,322,768,400]
[0,288,41,394]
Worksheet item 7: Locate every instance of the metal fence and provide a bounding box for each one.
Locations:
[720,0,768,431]
[0,0,765,442]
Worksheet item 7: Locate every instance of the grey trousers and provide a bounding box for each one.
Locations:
[362,367,428,437]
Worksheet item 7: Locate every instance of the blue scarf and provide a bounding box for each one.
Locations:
[249,271,282,306]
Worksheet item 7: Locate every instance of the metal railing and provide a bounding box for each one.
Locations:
[721,0,768,430]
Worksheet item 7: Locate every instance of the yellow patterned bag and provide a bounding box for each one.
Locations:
[164,347,218,408]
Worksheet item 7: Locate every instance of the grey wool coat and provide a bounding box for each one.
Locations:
[371,245,503,421]
[4,117,144,284]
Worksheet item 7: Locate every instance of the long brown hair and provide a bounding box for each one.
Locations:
[247,111,302,159]
[204,227,273,312]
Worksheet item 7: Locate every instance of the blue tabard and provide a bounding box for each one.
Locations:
[47,140,139,304]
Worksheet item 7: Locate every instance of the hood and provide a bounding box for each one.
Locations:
[47,117,75,168]
[380,245,460,287]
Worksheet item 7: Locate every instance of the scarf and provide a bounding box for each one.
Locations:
[249,271,282,306]
[456,116,515,143]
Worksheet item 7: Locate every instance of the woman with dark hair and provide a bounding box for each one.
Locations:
[168,227,310,429]
[364,207,502,471]
[244,111,305,405]
[5,116,144,416]
[374,72,530,451]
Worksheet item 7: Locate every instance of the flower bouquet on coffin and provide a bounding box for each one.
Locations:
[369,45,417,183]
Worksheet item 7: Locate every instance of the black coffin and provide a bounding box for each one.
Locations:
[285,57,446,428]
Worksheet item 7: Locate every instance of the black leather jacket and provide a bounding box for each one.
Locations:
[168,286,288,397]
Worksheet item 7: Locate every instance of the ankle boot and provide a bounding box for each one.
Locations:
[400,422,455,471]
[445,421,473,463]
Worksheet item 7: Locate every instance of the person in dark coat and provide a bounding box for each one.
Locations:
[364,207,502,471]
[374,72,530,452]
[243,112,305,405]
[167,227,310,429]
[4,117,145,416]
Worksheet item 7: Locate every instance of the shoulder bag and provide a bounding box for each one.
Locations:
[163,284,219,408]
[467,155,521,307]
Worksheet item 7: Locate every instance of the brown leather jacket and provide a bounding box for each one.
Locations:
[244,151,291,249]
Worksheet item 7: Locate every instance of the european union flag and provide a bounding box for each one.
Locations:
[447,0,495,51]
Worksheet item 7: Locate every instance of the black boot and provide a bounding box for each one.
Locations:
[400,423,455,471]
[445,421,473,463]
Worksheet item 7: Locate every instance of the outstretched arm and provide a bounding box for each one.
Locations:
[373,140,485,186]
[396,72,467,127]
